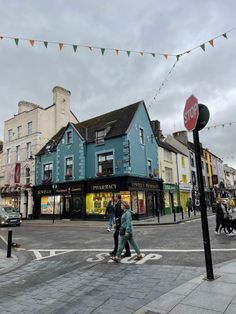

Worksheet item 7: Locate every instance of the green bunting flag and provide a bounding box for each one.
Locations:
[222,33,228,39]
[200,44,205,51]
[44,41,48,48]
[14,38,19,46]
[101,48,105,55]
[73,45,78,52]
[176,55,180,61]
[151,53,156,57]
[126,51,130,57]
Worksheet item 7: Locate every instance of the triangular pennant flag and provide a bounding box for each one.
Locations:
[88,46,93,51]
[101,48,105,55]
[73,45,78,52]
[200,44,205,51]
[29,40,35,47]
[126,51,130,57]
[14,38,19,46]
[115,49,119,55]
[59,43,64,50]
[151,53,156,57]
[44,41,48,48]
[222,33,228,39]
[0,36,3,40]
[140,51,144,56]
[209,39,214,47]
[176,55,180,61]
[163,54,168,60]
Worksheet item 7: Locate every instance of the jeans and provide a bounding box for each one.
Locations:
[107,215,114,229]
[116,233,140,257]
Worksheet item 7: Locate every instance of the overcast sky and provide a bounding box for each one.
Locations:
[1,0,236,168]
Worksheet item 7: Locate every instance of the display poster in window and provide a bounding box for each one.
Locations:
[86,192,113,215]
[41,196,61,214]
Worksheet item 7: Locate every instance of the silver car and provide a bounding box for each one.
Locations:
[0,207,22,226]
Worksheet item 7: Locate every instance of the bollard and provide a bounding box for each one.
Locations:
[173,208,176,222]
[157,210,160,223]
[7,229,12,258]
[181,207,184,220]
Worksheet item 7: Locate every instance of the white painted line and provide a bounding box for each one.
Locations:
[0,235,7,245]
[29,247,236,259]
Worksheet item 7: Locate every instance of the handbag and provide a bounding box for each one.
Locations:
[119,227,126,236]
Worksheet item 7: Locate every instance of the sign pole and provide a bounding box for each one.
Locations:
[193,129,214,280]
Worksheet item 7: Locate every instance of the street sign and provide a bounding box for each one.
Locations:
[184,95,199,131]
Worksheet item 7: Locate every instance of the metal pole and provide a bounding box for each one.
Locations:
[173,208,176,222]
[193,129,214,280]
[181,206,184,220]
[157,209,160,223]
[7,229,12,258]
[193,184,196,216]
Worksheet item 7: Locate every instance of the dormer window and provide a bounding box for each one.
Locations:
[96,129,106,144]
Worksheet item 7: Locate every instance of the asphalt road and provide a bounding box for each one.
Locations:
[0,215,236,313]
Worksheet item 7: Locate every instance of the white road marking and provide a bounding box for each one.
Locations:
[29,247,236,261]
[0,235,7,245]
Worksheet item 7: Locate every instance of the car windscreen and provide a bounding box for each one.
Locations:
[2,207,19,214]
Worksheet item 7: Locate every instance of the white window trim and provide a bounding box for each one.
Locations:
[64,155,74,179]
[95,149,115,175]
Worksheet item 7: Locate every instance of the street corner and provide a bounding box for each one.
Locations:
[0,249,18,274]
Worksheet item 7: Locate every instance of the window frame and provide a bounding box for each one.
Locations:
[139,128,144,145]
[8,129,13,142]
[27,121,32,136]
[66,130,73,144]
[16,145,20,162]
[96,129,106,145]
[26,142,32,159]
[97,151,114,175]
[65,156,73,179]
[7,148,11,164]
[43,163,53,182]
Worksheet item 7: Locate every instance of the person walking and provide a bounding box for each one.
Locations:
[215,197,224,235]
[186,197,193,214]
[110,194,131,258]
[112,201,142,263]
[105,200,115,232]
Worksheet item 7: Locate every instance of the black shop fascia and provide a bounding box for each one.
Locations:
[85,176,163,220]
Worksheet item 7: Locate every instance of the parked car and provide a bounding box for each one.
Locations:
[0,206,22,226]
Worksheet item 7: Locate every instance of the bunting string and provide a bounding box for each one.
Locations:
[0,27,235,60]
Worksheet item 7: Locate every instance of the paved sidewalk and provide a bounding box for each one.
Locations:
[135,260,236,314]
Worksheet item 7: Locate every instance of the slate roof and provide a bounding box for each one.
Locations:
[36,101,142,155]
[74,101,142,143]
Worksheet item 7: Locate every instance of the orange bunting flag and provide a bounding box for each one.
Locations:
[115,49,119,55]
[29,40,35,47]
[163,54,168,60]
[140,51,144,56]
[209,39,214,47]
[59,43,64,50]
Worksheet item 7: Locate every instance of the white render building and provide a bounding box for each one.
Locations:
[0,86,78,218]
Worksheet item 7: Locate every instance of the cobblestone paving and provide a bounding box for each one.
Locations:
[0,257,204,314]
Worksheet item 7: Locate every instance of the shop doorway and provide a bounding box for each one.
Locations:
[61,195,71,219]
[71,195,84,219]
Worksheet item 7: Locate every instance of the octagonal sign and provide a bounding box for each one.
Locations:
[183,95,199,131]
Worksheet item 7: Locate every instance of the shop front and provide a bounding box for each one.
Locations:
[0,185,21,208]
[33,182,85,220]
[86,176,162,220]
[163,183,180,215]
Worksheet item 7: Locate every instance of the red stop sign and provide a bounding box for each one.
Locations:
[183,95,199,131]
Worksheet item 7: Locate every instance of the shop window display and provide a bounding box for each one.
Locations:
[131,191,138,214]
[41,196,61,215]
[138,191,146,214]
[86,192,113,215]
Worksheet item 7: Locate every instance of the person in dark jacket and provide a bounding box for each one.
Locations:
[105,200,115,232]
[110,194,131,257]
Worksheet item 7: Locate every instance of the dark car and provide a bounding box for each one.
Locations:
[0,206,22,226]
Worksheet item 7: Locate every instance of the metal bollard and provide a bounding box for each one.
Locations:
[173,209,176,222]
[7,229,12,258]
[157,210,160,223]
[181,208,184,220]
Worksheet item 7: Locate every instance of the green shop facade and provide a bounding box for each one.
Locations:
[163,183,181,215]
